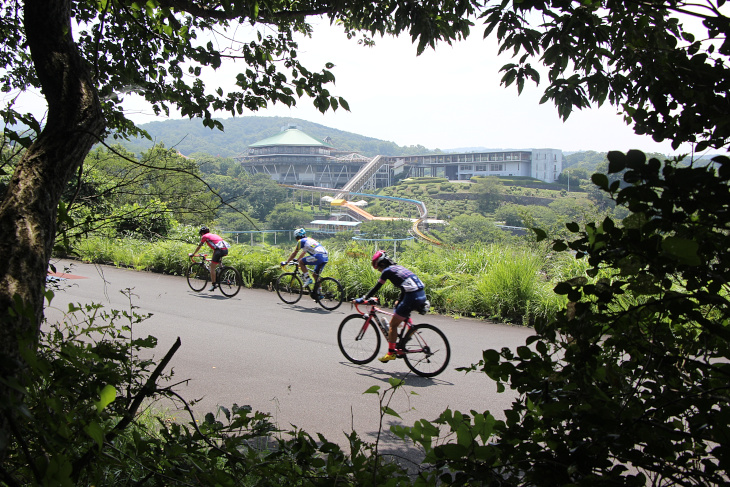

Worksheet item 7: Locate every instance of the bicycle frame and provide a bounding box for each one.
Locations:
[281,260,323,289]
[352,299,414,345]
[190,254,219,275]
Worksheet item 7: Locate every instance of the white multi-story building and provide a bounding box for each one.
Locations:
[237,125,564,187]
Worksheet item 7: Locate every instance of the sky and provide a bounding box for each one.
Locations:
[9,16,708,156]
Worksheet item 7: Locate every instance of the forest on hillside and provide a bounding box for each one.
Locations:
[113,116,438,158]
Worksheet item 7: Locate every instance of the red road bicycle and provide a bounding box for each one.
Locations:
[337,298,451,377]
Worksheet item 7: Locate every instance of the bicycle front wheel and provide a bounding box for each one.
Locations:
[186,263,209,292]
[276,272,303,304]
[337,314,381,365]
[218,266,242,298]
[316,277,345,311]
[401,324,451,377]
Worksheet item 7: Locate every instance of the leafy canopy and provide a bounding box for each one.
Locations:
[1,0,476,144]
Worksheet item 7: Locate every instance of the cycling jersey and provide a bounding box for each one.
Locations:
[364,264,426,319]
[297,237,327,256]
[377,265,424,293]
[201,232,230,250]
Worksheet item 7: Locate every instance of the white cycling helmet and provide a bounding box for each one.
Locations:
[294,228,306,238]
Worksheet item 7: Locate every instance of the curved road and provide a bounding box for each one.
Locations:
[46,259,533,458]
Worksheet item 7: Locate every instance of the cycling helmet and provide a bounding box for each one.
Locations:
[199,225,210,236]
[371,250,389,269]
[294,228,306,239]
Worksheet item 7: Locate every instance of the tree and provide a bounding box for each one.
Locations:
[242,173,289,221]
[58,144,217,242]
[472,176,504,214]
[0,0,477,461]
[397,151,730,485]
[443,213,506,244]
[266,202,311,231]
[485,1,730,152]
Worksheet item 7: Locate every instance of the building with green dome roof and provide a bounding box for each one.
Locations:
[238,124,384,189]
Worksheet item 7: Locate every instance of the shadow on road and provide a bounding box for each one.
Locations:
[336,361,454,387]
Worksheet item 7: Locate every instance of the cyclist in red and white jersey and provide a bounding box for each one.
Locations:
[190,226,230,291]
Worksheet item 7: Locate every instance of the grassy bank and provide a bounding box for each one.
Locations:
[68,236,584,324]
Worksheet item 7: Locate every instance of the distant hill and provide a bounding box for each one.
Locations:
[108,116,436,158]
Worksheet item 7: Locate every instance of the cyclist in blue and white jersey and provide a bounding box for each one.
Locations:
[283,228,329,289]
[354,250,429,363]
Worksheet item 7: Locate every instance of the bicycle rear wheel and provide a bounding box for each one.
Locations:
[186,263,209,292]
[276,272,303,304]
[401,324,451,377]
[218,266,242,298]
[316,277,345,311]
[337,314,381,365]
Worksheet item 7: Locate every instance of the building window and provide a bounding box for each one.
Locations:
[460,164,473,171]
[476,164,487,171]
[490,163,504,172]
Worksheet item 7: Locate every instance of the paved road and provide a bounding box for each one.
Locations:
[46,258,533,457]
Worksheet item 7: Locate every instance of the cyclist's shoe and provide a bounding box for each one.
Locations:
[208,283,217,291]
[378,352,398,363]
[303,277,314,287]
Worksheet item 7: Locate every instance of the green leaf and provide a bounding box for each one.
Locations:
[388,377,405,388]
[382,406,402,418]
[94,384,117,412]
[363,385,381,394]
[662,237,701,266]
[84,420,105,449]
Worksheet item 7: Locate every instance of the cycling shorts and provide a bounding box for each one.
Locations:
[394,289,427,319]
[212,248,228,264]
[301,253,328,275]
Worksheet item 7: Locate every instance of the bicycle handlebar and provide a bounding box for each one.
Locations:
[352,297,379,314]
[189,253,208,261]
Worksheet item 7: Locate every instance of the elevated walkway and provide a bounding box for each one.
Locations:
[335,155,386,199]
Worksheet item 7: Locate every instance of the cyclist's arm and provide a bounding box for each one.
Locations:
[191,241,204,257]
[285,243,301,263]
[364,281,384,299]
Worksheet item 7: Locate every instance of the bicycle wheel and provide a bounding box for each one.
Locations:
[276,272,303,304]
[316,277,345,311]
[218,266,242,298]
[337,314,381,365]
[401,324,451,377]
[186,262,209,292]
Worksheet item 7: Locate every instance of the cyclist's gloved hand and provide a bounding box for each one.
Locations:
[354,297,365,304]
[280,261,287,266]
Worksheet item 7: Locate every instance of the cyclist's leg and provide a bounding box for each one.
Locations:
[300,255,317,283]
[210,249,226,285]
[312,256,328,287]
[391,291,426,347]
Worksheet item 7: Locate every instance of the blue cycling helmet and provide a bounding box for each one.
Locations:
[294,228,306,238]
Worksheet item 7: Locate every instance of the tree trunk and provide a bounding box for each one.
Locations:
[0,0,104,457]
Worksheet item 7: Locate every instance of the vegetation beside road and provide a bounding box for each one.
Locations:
[68,232,576,325]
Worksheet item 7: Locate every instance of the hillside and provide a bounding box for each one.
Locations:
[111,116,437,158]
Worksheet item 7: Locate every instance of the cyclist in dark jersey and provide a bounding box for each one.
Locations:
[355,250,428,362]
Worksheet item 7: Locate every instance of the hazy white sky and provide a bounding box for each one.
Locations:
[140,19,695,155]
[10,16,709,155]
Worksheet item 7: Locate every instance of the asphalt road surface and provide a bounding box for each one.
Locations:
[45,258,534,460]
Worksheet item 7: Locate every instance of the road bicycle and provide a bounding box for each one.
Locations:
[275,260,345,311]
[186,254,242,298]
[337,297,450,377]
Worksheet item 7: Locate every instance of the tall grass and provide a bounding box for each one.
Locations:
[67,236,588,325]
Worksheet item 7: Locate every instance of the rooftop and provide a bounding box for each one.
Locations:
[249,127,335,148]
